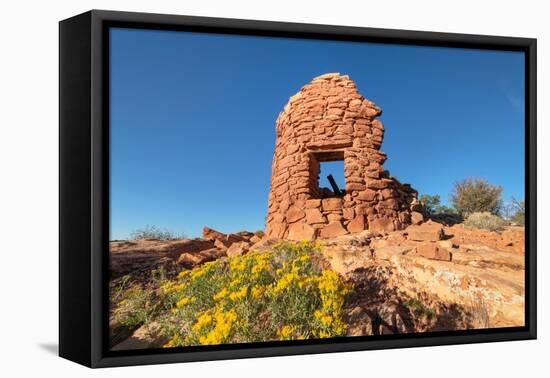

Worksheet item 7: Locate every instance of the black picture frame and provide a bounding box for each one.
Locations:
[59,9,537,368]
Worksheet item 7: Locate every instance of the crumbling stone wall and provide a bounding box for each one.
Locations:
[265,73,423,240]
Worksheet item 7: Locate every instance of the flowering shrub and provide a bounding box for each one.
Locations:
[158,241,353,347]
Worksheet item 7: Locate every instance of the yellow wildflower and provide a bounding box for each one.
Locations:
[192,312,213,332]
[172,283,188,291]
[251,286,265,299]
[199,309,237,345]
[190,268,207,280]
[229,286,248,301]
[176,297,191,308]
[251,256,270,277]
[277,325,295,340]
[160,282,176,294]
[213,288,229,301]
[317,330,331,339]
[177,270,191,279]
[229,258,247,272]
[163,335,184,348]
[320,314,333,327]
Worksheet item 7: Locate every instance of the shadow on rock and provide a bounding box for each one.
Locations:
[345,265,472,336]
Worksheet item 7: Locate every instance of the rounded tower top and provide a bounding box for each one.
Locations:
[275,73,384,150]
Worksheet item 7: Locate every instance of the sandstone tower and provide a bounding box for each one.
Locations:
[265,73,423,240]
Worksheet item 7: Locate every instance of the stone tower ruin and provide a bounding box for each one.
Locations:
[265,73,423,240]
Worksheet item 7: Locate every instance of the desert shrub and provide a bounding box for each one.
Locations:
[510,198,525,225]
[254,230,265,238]
[419,194,442,217]
[158,241,353,347]
[419,194,463,225]
[464,212,507,232]
[451,178,503,216]
[511,212,525,226]
[110,275,131,306]
[403,298,436,321]
[112,284,158,328]
[130,225,186,241]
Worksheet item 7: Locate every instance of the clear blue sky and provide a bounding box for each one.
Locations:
[110,28,525,240]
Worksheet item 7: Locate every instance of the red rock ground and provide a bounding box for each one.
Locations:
[109,221,525,349]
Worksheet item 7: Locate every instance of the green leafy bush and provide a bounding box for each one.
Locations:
[403,298,436,321]
[157,241,353,347]
[464,212,507,232]
[451,178,503,216]
[419,194,462,225]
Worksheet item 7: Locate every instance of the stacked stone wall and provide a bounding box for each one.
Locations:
[266,73,422,240]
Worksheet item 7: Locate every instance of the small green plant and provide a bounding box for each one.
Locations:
[151,266,167,283]
[464,212,507,232]
[451,178,503,216]
[110,275,131,305]
[158,241,353,347]
[112,284,159,328]
[403,298,436,321]
[130,225,186,241]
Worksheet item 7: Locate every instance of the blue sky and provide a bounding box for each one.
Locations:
[110,28,525,240]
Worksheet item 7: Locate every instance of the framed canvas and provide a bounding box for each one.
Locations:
[59,10,537,368]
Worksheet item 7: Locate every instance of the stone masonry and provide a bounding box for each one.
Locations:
[265,73,423,240]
